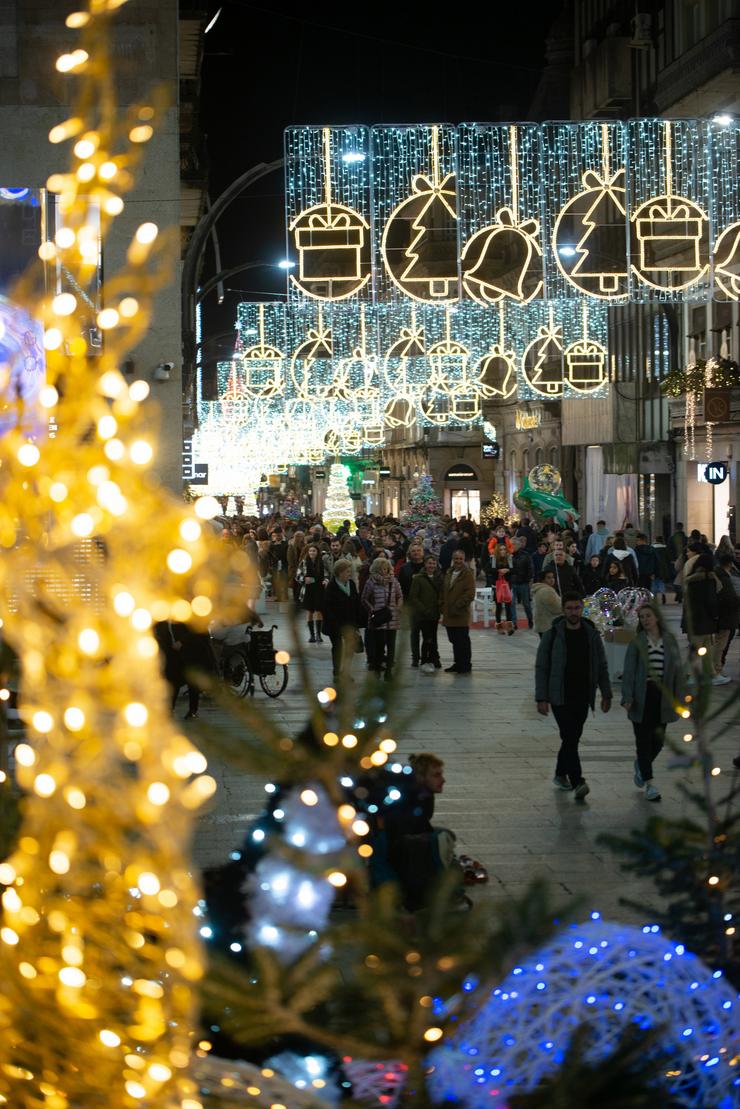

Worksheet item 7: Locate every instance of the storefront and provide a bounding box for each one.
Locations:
[443,462,482,521]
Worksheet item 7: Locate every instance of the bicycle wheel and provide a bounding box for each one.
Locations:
[223,649,252,697]
[259,665,288,698]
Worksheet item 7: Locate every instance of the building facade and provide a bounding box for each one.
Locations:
[0,0,206,490]
[564,0,740,541]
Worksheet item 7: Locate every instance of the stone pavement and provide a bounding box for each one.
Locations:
[191,601,739,925]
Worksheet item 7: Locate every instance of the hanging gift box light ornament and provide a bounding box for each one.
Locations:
[286,127,371,302]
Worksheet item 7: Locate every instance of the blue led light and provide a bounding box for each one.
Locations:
[229,850,242,860]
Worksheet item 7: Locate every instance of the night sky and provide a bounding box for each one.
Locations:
[198,0,560,363]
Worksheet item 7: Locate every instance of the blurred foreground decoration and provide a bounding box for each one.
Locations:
[0,3,253,1106]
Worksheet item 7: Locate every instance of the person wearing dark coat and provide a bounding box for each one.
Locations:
[438,531,459,572]
[550,550,584,597]
[322,559,364,683]
[408,555,443,671]
[580,555,604,597]
[682,553,719,655]
[634,533,660,591]
[154,621,217,719]
[515,518,538,553]
[713,555,740,683]
[535,594,612,800]
[296,543,329,642]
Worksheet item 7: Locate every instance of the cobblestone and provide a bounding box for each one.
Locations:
[191,602,739,925]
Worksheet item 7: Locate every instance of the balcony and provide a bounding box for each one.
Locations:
[655,19,740,114]
[570,36,632,118]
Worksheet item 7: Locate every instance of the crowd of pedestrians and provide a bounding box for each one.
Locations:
[213,508,739,797]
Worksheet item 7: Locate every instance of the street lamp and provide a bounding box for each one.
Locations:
[195,260,292,305]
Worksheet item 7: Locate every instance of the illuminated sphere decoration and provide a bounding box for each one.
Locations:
[616,586,655,626]
[582,587,621,634]
[428,918,739,1109]
[528,463,562,495]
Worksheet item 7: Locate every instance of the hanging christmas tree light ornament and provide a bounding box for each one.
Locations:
[381,126,459,303]
[382,305,427,397]
[290,305,334,399]
[521,305,565,398]
[552,123,629,300]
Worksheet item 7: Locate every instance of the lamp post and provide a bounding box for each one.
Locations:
[181,157,285,417]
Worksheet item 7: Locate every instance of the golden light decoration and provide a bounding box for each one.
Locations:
[288,128,371,302]
[0,6,254,1107]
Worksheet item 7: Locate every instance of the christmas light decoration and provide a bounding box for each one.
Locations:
[428,918,740,1108]
[284,119,740,304]
[401,473,443,534]
[322,463,355,532]
[0,9,253,1106]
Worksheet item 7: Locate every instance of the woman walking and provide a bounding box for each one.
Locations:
[531,569,562,638]
[621,602,684,802]
[361,556,403,679]
[296,542,329,642]
[493,543,515,634]
[323,559,363,683]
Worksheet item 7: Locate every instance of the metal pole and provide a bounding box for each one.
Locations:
[195,260,268,306]
[181,157,284,413]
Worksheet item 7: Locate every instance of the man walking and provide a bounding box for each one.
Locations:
[585,520,609,561]
[535,592,612,800]
[441,548,476,674]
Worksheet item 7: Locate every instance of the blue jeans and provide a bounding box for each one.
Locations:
[513,583,533,626]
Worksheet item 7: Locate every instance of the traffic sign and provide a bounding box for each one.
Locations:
[703,461,728,485]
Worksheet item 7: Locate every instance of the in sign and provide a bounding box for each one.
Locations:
[703,461,728,485]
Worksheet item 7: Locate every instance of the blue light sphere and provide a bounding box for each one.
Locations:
[428,919,739,1108]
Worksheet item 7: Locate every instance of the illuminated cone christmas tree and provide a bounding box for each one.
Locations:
[402,472,443,532]
[323,463,354,534]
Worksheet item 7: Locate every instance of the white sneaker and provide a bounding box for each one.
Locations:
[711,674,731,686]
[644,782,661,802]
[421,662,435,674]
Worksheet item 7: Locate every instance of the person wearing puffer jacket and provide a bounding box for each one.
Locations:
[361,556,403,680]
[532,569,562,637]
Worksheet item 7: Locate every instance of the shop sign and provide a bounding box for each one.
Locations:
[704,389,731,423]
[190,463,208,485]
[379,466,391,477]
[445,464,477,481]
[314,469,326,478]
[703,461,728,485]
[515,408,542,431]
[482,442,500,459]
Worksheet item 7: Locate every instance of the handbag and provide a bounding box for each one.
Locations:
[495,576,512,605]
[369,584,393,628]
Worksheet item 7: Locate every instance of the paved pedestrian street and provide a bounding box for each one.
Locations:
[192,603,738,926]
